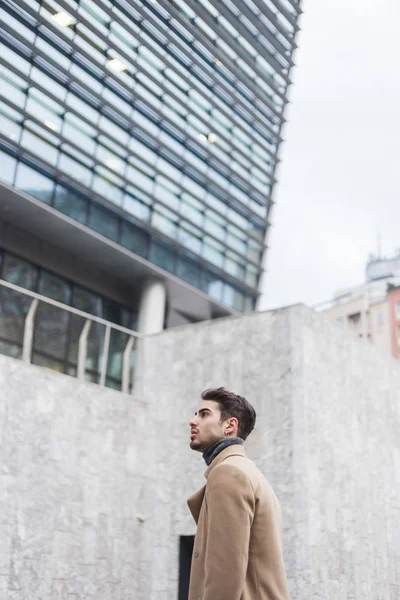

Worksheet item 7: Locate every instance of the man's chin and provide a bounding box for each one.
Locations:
[190,439,204,452]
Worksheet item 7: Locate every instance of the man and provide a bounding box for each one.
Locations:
[187,387,289,600]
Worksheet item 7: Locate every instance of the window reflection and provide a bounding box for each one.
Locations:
[120,221,149,258]
[88,204,119,241]
[53,185,88,223]
[15,163,54,204]
[0,150,17,185]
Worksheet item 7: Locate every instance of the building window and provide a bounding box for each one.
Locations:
[396,301,400,319]
[15,163,55,205]
[377,312,384,327]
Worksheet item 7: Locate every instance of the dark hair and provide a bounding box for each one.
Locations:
[201,387,256,440]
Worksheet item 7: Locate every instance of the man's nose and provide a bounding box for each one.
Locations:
[189,417,197,427]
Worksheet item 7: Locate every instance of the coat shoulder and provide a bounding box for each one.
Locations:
[208,455,258,493]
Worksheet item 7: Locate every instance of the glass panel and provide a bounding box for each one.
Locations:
[92,171,123,206]
[151,206,177,238]
[223,284,244,311]
[0,339,21,359]
[62,112,97,154]
[32,304,70,362]
[202,271,224,302]
[0,150,17,185]
[38,271,70,303]
[0,104,22,144]
[149,242,175,272]
[32,352,66,373]
[123,194,151,222]
[53,185,88,224]
[30,67,67,101]
[71,286,99,316]
[2,254,36,289]
[15,163,54,204]
[120,221,149,258]
[0,288,31,348]
[178,227,202,254]
[203,237,224,268]
[84,320,104,378]
[0,65,28,108]
[1,45,31,75]
[176,256,200,287]
[25,88,64,131]
[66,313,87,366]
[105,328,128,383]
[58,152,93,187]
[88,203,119,241]
[21,126,59,167]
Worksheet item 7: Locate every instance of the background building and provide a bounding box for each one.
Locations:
[317,250,400,360]
[0,0,302,384]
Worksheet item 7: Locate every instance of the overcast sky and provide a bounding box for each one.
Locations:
[259,0,400,310]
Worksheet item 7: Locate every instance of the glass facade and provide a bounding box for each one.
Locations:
[0,249,137,388]
[0,0,301,313]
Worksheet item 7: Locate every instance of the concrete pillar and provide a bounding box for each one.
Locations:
[137,279,166,335]
[133,280,166,396]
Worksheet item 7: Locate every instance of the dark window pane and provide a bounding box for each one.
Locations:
[102,299,132,327]
[120,221,149,258]
[0,289,31,346]
[71,286,99,315]
[84,321,104,375]
[15,163,54,204]
[53,185,88,224]
[88,203,119,241]
[0,339,21,359]
[106,329,128,382]
[2,254,36,290]
[176,256,200,287]
[32,352,66,374]
[38,271,70,304]
[32,304,70,361]
[149,241,175,272]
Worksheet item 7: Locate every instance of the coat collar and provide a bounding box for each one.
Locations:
[187,445,246,524]
[204,443,246,479]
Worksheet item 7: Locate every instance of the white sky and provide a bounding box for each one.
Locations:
[259,0,400,310]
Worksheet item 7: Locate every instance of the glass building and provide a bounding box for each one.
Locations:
[0,0,302,339]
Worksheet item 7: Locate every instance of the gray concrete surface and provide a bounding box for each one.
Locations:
[0,304,399,599]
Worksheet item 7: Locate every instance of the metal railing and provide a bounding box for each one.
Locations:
[0,278,142,393]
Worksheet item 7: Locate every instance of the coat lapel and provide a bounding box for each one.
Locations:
[187,485,206,524]
[187,446,246,524]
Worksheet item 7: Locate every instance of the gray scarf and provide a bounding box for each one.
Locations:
[203,437,244,466]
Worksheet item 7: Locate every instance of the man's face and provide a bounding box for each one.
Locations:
[188,400,227,453]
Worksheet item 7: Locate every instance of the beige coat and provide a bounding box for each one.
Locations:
[187,445,289,600]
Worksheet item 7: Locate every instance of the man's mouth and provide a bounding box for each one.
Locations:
[190,431,198,440]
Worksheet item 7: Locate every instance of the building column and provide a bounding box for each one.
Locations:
[137,279,166,335]
[133,280,166,397]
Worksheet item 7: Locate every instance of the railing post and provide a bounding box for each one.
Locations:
[22,298,39,363]
[99,325,111,386]
[122,336,135,394]
[77,319,91,380]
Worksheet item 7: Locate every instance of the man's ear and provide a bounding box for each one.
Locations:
[228,417,239,433]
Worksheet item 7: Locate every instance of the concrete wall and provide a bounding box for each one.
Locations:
[0,304,399,599]
[141,305,400,600]
[0,354,152,600]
